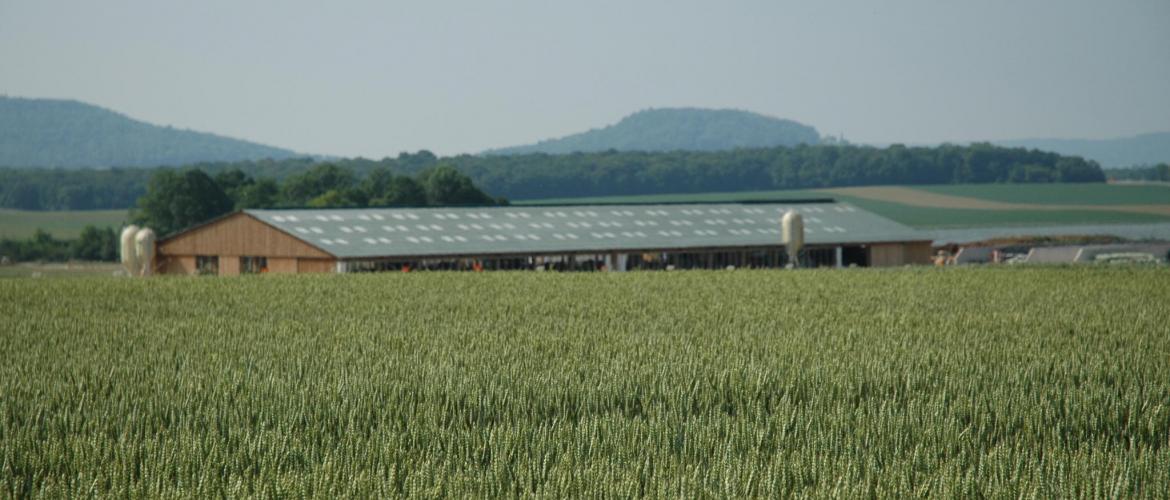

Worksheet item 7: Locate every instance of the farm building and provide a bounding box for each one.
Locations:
[153,201,933,275]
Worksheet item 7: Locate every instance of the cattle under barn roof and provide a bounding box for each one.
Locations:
[242,201,926,259]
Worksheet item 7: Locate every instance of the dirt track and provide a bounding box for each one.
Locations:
[822,186,1170,216]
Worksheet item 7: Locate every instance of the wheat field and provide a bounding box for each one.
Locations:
[2,268,1168,497]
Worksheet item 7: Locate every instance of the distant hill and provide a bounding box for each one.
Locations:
[486,108,821,155]
[994,132,1170,168]
[0,96,299,168]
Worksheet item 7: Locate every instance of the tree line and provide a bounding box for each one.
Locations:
[0,226,118,263]
[0,143,1106,211]
[1,163,499,261]
[1105,163,1170,182]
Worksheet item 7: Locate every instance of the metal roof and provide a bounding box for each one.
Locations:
[245,202,926,259]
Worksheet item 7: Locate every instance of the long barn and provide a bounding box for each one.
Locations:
[153,201,932,275]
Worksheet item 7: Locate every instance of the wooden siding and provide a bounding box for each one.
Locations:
[297,258,336,273]
[268,258,297,274]
[159,255,196,275]
[869,242,932,267]
[158,213,331,260]
[219,256,241,276]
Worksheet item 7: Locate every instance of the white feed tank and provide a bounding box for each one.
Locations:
[134,227,156,277]
[782,210,804,267]
[120,225,140,276]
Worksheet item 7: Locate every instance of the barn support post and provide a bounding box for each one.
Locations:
[835,246,844,268]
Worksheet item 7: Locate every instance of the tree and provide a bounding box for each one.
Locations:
[361,167,427,206]
[71,225,117,261]
[234,178,279,209]
[280,163,355,206]
[135,169,234,235]
[417,165,495,206]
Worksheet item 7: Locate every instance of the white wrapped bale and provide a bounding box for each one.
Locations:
[120,225,140,276]
[781,210,804,267]
[134,228,156,277]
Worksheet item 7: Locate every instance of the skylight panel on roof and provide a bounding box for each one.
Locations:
[358,214,371,221]
[273,215,287,222]
[407,236,420,243]
[565,233,579,239]
[371,214,384,220]
[441,235,455,242]
[416,225,430,231]
[470,223,484,230]
[378,237,392,244]
[434,213,448,220]
[330,215,344,221]
[429,224,442,231]
[553,233,565,240]
[419,236,433,243]
[340,227,353,233]
[392,213,405,220]
[320,238,334,245]
[354,226,367,232]
[405,213,420,220]
[316,215,329,221]
[467,213,480,219]
[528,223,542,229]
[363,237,377,244]
[295,227,308,234]
[478,212,492,219]
[454,236,467,242]
[334,238,349,245]
[311,227,324,234]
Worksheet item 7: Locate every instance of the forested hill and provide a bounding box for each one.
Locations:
[994,132,1170,168]
[1,144,1105,210]
[0,97,299,168]
[485,108,821,155]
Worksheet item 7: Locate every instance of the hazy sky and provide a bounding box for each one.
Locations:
[2,0,1168,157]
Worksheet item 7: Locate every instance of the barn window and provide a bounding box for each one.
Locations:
[196,256,219,275]
[241,256,268,274]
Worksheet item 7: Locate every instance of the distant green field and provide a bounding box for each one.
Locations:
[522,185,1170,229]
[517,188,834,205]
[0,209,128,239]
[916,184,1170,205]
[836,197,1170,228]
